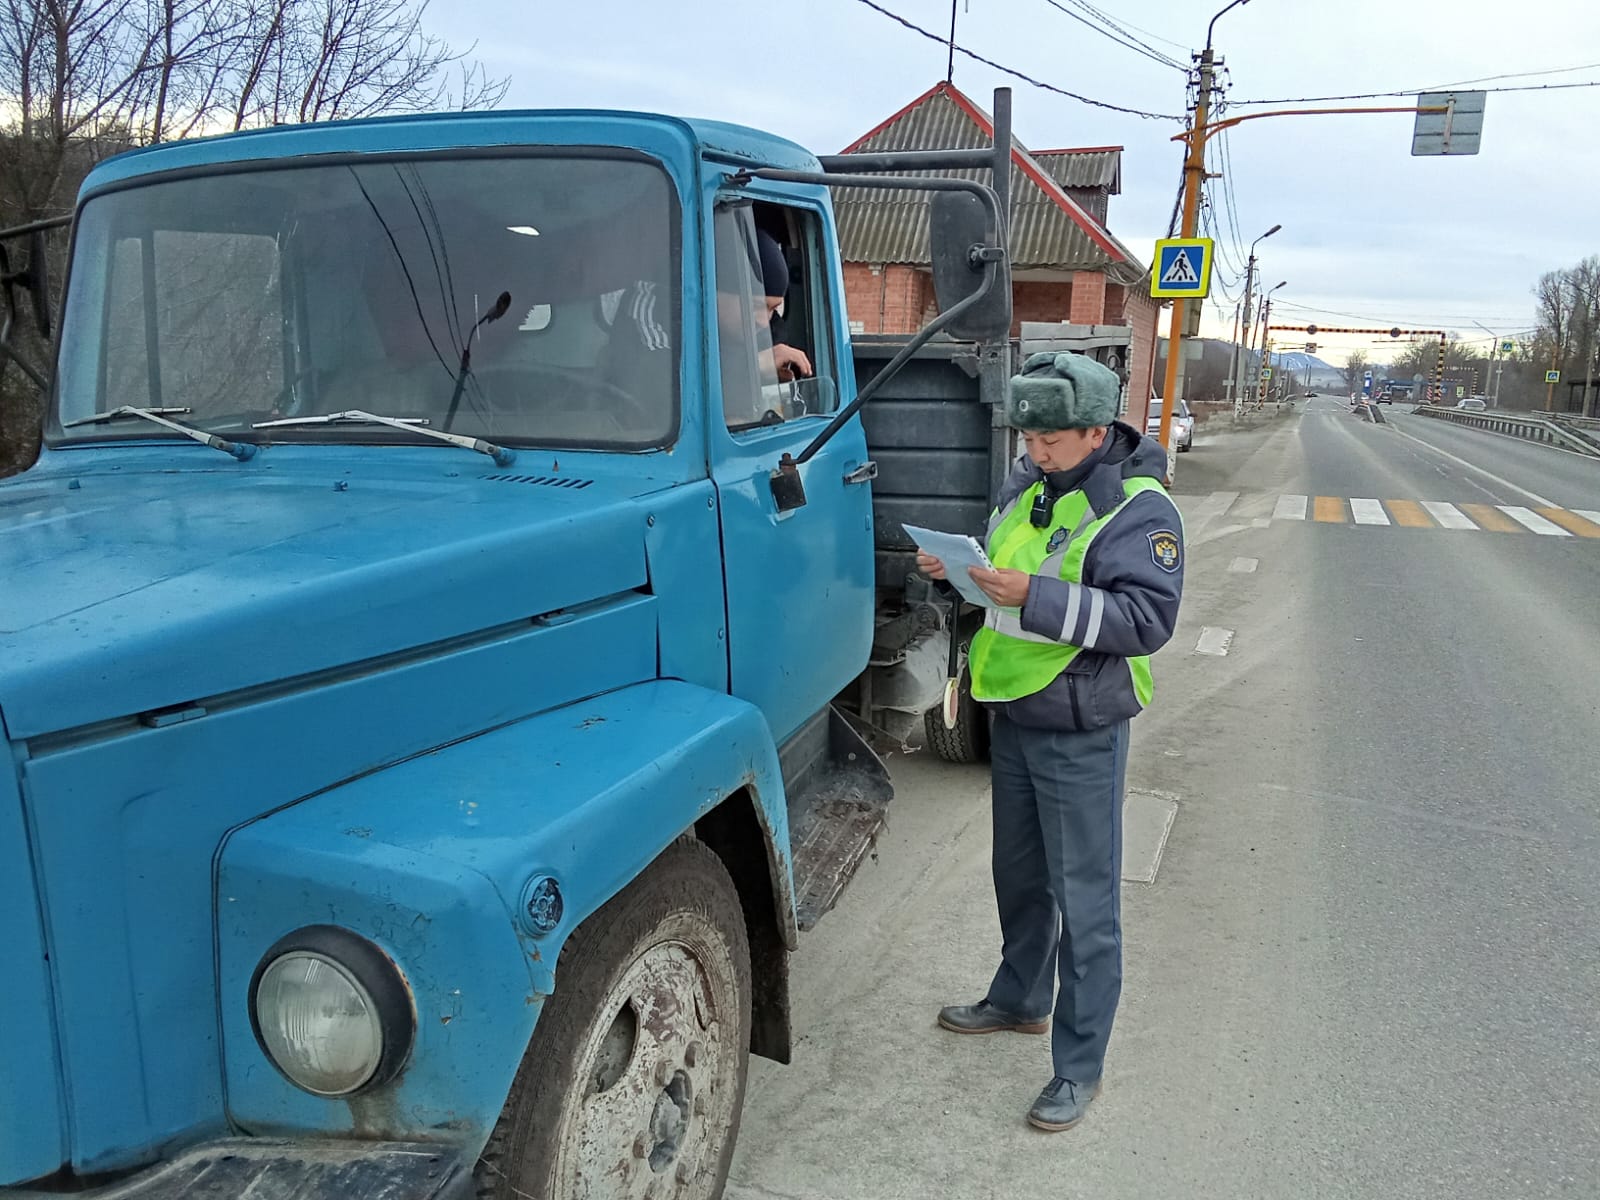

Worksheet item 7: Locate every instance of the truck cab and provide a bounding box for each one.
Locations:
[0,104,1011,1200]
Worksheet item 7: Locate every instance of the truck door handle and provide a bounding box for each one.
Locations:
[843,461,878,485]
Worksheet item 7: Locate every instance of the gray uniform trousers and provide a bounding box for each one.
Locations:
[983,711,1129,1083]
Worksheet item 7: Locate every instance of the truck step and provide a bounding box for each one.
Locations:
[780,706,893,931]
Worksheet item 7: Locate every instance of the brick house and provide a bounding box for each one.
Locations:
[833,81,1161,417]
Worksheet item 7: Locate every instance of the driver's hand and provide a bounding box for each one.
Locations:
[774,343,813,381]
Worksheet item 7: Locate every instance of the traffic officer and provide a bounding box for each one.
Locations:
[918,351,1184,1132]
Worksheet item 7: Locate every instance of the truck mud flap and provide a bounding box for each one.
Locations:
[779,705,893,931]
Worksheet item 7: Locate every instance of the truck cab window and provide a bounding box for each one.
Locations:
[55,156,680,451]
[713,201,838,432]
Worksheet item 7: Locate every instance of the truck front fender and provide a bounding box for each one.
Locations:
[218,680,792,1150]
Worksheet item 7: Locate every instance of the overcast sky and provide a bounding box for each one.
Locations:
[439,0,1600,361]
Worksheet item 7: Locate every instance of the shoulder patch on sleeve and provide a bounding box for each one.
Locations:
[1148,529,1182,573]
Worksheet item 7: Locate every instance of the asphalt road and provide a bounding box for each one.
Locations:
[727,398,1600,1200]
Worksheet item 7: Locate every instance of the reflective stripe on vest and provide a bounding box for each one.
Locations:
[969,475,1166,705]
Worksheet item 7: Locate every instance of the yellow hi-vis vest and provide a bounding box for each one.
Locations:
[969,476,1165,705]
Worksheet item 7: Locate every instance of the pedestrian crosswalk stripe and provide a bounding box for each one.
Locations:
[1185,492,1600,535]
[1498,505,1569,536]
[1273,494,1308,520]
[1350,498,1390,525]
[1422,501,1478,529]
[1456,504,1522,532]
[1538,507,1600,537]
[1385,500,1433,528]
[1313,496,1345,523]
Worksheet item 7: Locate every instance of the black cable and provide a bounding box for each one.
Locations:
[852,0,1182,120]
[1229,78,1600,106]
[347,167,455,379]
[1040,0,1184,71]
[1164,172,1185,238]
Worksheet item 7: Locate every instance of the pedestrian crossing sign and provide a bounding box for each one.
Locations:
[1150,238,1214,298]
[1546,370,1561,384]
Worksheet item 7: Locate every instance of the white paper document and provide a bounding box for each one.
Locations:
[901,523,1000,609]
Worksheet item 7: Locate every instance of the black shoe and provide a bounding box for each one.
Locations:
[1026,1076,1102,1132]
[936,999,1050,1036]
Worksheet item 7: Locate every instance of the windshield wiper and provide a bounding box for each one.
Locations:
[64,405,256,461]
[253,409,515,467]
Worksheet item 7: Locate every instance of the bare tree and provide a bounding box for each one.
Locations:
[1342,350,1368,395]
[0,0,508,475]
[0,0,509,219]
[1563,255,1600,416]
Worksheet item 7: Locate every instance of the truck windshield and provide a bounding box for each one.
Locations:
[53,155,679,451]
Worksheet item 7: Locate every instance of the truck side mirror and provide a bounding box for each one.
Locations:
[929,191,1010,342]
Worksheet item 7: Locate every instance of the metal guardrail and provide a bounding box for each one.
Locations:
[1411,404,1600,457]
[1550,410,1600,432]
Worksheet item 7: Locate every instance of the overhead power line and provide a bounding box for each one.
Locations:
[1229,78,1600,106]
[1068,0,1189,52]
[1272,299,1537,326]
[1421,61,1600,90]
[851,0,1182,120]
[1042,0,1186,71]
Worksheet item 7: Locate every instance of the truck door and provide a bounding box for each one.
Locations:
[708,198,875,745]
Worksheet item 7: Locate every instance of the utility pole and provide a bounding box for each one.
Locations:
[1231,264,1253,415]
[1256,282,1285,406]
[1224,299,1242,405]
[1231,223,1280,418]
[1157,9,1239,451]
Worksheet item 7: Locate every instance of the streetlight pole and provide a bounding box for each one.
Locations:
[1231,222,1280,417]
[1472,321,1505,408]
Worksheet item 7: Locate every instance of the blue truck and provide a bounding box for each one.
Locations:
[0,89,1128,1199]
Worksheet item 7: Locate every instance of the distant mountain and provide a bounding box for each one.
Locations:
[1269,350,1341,374]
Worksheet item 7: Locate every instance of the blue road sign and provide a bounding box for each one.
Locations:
[1150,238,1214,298]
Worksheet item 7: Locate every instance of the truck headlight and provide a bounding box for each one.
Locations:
[249,926,415,1097]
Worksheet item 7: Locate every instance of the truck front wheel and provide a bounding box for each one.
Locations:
[923,658,990,764]
[477,839,753,1200]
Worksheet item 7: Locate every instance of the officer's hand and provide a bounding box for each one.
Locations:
[968,567,1031,607]
[917,552,947,580]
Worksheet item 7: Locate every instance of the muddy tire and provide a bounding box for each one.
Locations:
[923,660,990,764]
[476,839,753,1200]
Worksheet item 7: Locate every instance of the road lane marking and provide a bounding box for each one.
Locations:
[1387,421,1555,506]
[1179,492,1600,534]
[1498,505,1571,536]
[1459,503,1521,532]
[1540,508,1600,537]
[1385,500,1433,528]
[1229,557,1259,573]
[1422,501,1478,529]
[1195,627,1234,656]
[1273,494,1308,520]
[1350,498,1390,525]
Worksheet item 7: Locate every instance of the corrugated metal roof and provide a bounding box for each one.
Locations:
[1034,148,1122,193]
[833,84,1145,284]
